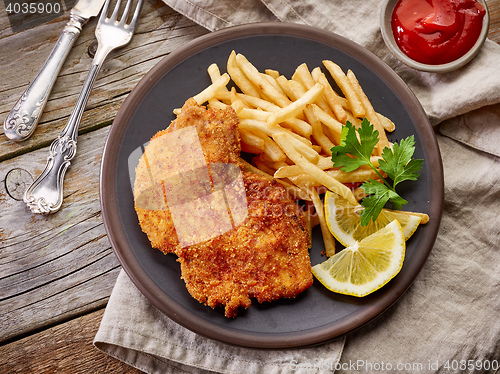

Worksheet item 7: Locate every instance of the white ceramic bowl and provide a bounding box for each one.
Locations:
[380,0,490,73]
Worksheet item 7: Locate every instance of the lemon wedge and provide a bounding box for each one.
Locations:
[311,220,405,297]
[324,190,421,247]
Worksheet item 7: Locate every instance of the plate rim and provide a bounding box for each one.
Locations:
[100,22,444,348]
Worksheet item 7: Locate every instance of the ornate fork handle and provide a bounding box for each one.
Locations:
[24,57,106,214]
[4,14,87,142]
[24,0,142,214]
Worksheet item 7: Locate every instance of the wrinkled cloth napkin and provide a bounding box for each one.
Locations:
[95,1,500,373]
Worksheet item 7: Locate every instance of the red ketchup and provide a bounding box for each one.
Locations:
[391,0,486,65]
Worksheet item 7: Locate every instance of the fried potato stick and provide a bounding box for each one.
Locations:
[273,132,357,204]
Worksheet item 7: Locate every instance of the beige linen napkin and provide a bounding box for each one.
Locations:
[95,270,345,373]
[164,0,500,143]
[336,132,500,373]
[95,1,500,373]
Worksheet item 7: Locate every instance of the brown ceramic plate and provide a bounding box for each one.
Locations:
[100,22,443,348]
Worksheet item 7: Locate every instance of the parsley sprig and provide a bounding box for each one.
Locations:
[331,119,423,226]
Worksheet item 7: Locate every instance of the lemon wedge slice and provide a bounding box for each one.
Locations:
[324,190,421,247]
[312,220,405,297]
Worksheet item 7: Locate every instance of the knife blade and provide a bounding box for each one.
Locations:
[3,0,106,142]
[72,0,107,19]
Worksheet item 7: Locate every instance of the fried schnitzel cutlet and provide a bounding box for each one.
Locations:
[134,99,312,317]
[134,98,241,254]
[178,172,311,317]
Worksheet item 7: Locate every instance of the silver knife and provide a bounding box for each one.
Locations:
[3,0,106,142]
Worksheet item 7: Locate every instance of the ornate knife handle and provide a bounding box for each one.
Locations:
[24,63,101,214]
[4,14,87,141]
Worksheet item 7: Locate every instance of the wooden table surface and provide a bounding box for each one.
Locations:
[1,1,499,372]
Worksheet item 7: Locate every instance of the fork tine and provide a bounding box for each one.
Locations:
[98,0,111,23]
[118,0,132,26]
[110,0,122,22]
[127,0,143,30]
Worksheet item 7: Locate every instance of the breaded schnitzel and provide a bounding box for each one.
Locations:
[134,99,312,317]
[178,172,312,317]
[134,98,241,254]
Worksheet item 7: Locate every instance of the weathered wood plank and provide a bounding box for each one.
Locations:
[0,0,207,347]
[0,0,208,161]
[489,0,500,42]
[0,308,143,374]
[0,126,121,343]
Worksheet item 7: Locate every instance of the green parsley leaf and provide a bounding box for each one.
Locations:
[330,119,423,226]
[378,135,423,187]
[360,180,408,225]
[331,119,378,172]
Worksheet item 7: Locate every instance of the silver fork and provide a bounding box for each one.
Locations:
[24,0,143,214]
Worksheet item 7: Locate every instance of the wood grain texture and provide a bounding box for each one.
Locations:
[0,126,120,344]
[488,0,500,42]
[0,308,143,374]
[0,0,205,351]
[0,0,208,161]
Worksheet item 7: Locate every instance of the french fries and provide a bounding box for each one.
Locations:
[267,82,324,127]
[192,73,231,106]
[272,132,357,204]
[180,51,425,256]
[235,53,291,108]
[346,69,389,153]
[310,188,336,257]
[323,60,365,118]
[227,51,260,97]
[311,68,348,123]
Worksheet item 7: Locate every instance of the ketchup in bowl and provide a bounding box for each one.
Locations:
[391,0,486,65]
